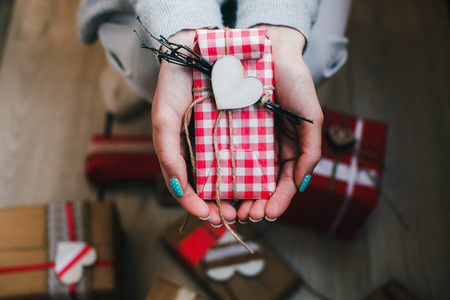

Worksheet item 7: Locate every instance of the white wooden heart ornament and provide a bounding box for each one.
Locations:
[211,56,264,110]
[54,241,97,285]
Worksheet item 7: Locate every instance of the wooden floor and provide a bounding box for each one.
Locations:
[0,1,449,299]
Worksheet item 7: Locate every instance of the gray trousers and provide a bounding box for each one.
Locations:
[98,0,352,103]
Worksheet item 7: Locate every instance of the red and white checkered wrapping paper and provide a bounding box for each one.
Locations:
[193,28,276,200]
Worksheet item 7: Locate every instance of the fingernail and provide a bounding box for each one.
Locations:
[224,219,236,225]
[238,219,248,224]
[198,214,210,221]
[169,178,183,197]
[209,222,223,228]
[249,216,263,223]
[265,216,278,222]
[299,175,311,193]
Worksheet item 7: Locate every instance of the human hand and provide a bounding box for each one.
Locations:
[235,25,323,223]
[151,30,238,224]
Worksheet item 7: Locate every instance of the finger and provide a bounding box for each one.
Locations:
[206,201,237,226]
[175,184,210,218]
[248,200,269,222]
[236,200,254,223]
[265,159,297,219]
[294,109,323,188]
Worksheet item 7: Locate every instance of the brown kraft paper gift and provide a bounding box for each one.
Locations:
[0,201,119,299]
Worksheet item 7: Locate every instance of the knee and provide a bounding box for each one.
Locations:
[98,14,160,102]
[303,34,349,86]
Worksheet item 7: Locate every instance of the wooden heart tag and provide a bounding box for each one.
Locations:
[54,242,97,285]
[211,56,264,110]
[327,125,356,149]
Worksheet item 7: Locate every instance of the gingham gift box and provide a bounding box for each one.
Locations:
[193,28,276,200]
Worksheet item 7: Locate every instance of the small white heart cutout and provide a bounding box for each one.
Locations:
[211,56,264,110]
[54,242,97,285]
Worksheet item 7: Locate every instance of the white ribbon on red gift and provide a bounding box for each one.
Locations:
[312,118,380,234]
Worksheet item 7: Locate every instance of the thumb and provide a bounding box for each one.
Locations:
[152,104,209,218]
[294,112,323,191]
[151,61,209,218]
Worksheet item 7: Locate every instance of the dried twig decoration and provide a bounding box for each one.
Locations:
[134,17,213,77]
[135,17,313,125]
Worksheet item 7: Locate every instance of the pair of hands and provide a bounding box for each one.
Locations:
[151,25,323,226]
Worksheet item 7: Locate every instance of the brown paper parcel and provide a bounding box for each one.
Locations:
[0,201,118,300]
[163,217,302,300]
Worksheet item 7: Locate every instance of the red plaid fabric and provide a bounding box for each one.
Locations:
[193,29,276,200]
[85,135,160,184]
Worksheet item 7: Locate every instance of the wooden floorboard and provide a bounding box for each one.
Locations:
[346,0,450,299]
[0,0,449,299]
[0,0,13,65]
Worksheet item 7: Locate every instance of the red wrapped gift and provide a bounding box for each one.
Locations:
[85,135,161,185]
[193,28,276,200]
[279,109,388,239]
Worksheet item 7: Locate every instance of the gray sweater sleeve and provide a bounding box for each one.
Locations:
[77,0,224,45]
[235,0,320,44]
[78,0,319,47]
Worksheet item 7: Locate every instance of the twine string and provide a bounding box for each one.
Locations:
[213,110,253,253]
[181,28,261,252]
[184,91,213,181]
[228,111,238,202]
[210,26,251,251]
[225,27,230,55]
[224,27,238,203]
[259,86,275,108]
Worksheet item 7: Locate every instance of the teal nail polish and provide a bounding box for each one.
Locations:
[169,178,183,197]
[299,175,311,192]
